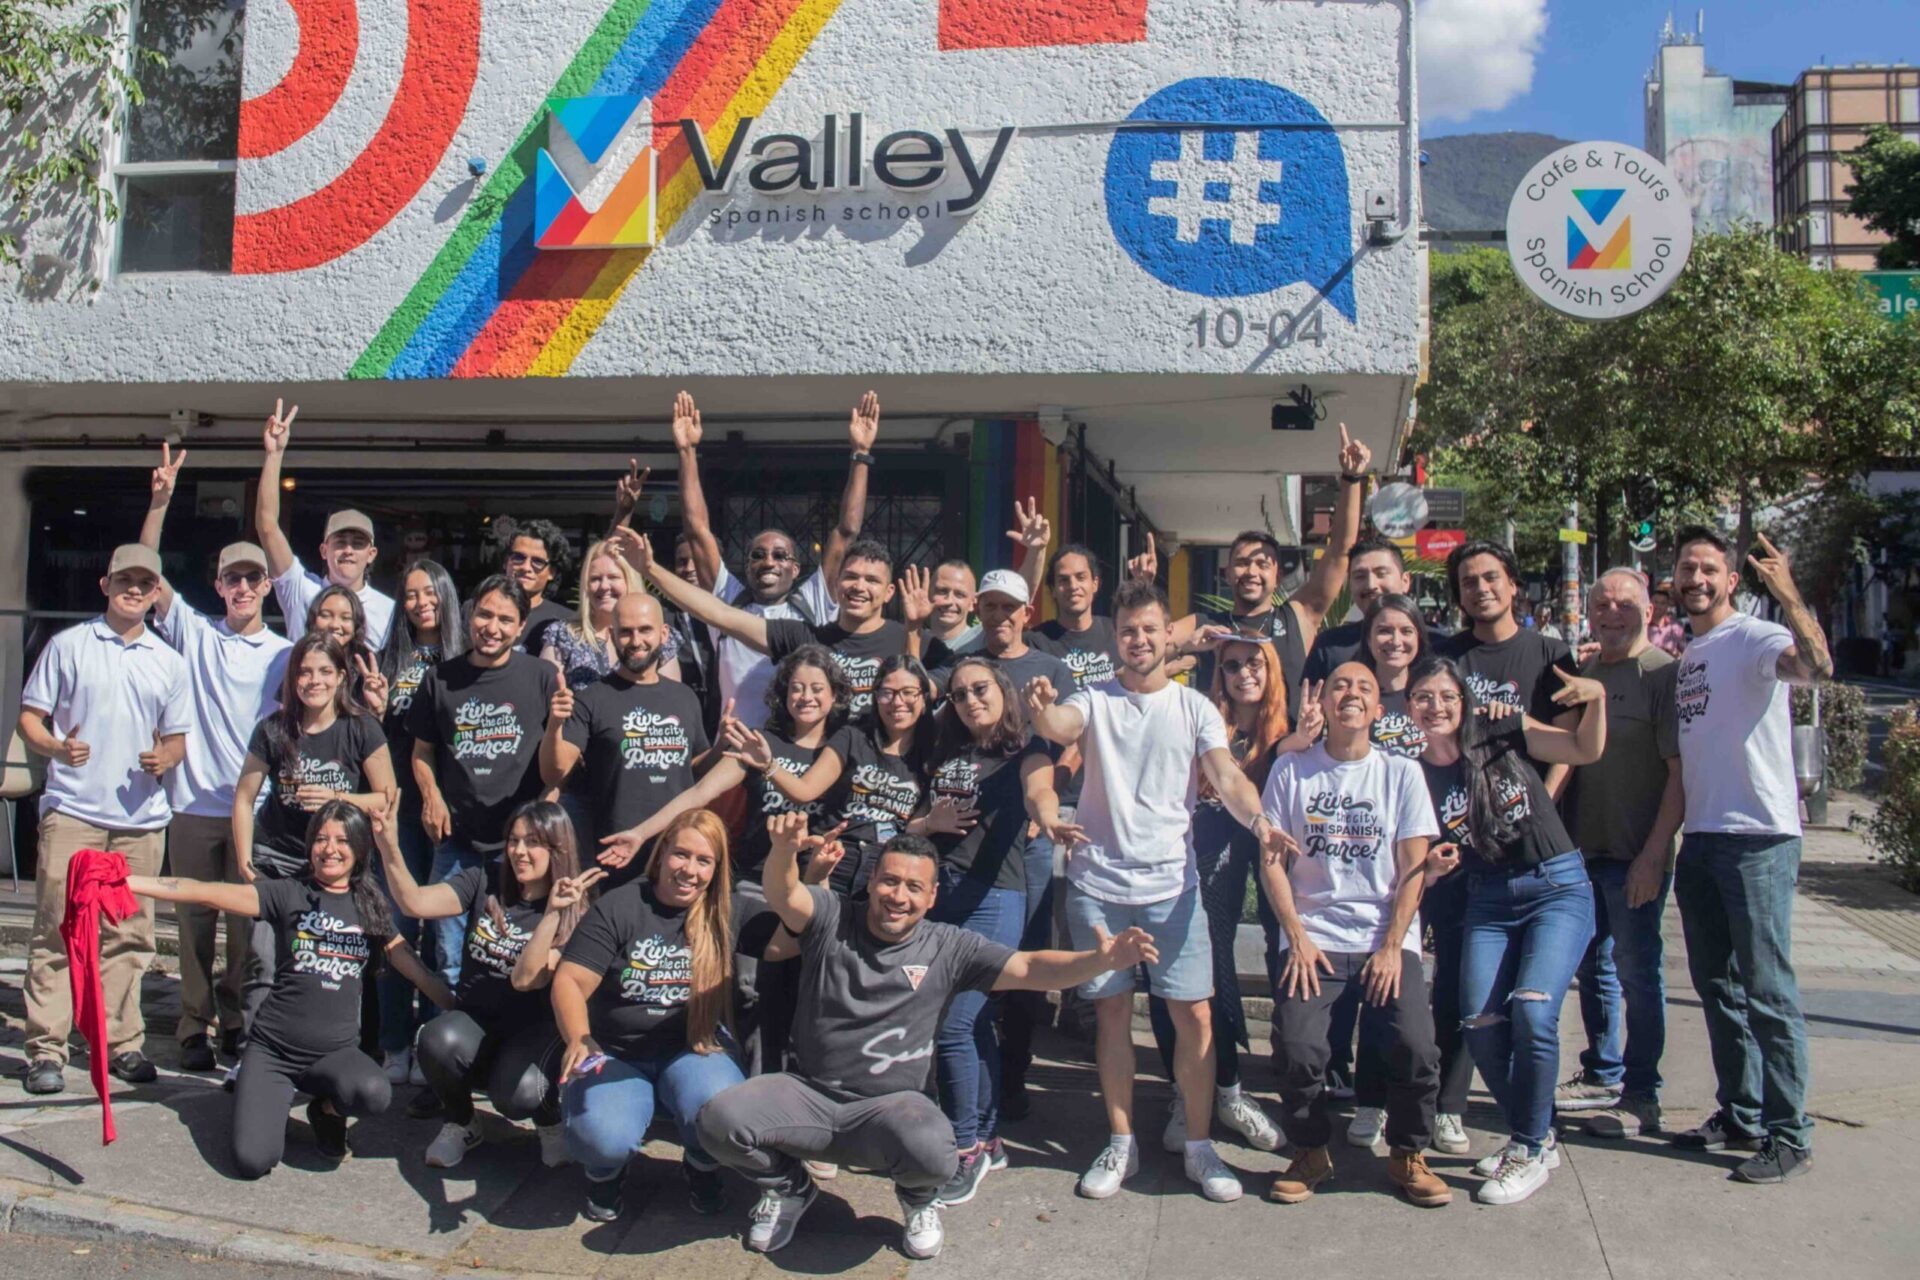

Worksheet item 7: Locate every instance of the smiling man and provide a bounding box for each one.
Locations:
[504,518,574,657]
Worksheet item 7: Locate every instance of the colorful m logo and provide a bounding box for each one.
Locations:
[535,95,657,251]
[1567,188,1630,270]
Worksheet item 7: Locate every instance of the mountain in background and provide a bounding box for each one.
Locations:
[1421,132,1573,247]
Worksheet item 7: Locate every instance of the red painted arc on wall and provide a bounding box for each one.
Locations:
[938,0,1148,50]
[238,0,358,159]
[233,0,480,274]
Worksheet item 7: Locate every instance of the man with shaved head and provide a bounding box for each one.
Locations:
[541,591,709,887]
[1558,568,1683,1137]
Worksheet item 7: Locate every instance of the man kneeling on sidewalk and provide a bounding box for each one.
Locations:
[1259,663,1450,1208]
[698,815,1157,1260]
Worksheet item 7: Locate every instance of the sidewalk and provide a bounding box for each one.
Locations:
[1,824,1917,1278]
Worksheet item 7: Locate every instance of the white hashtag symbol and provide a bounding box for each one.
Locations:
[1147,131,1284,245]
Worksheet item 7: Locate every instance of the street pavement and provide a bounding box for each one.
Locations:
[0,822,1916,1278]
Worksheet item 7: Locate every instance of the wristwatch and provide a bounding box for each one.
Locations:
[850,451,875,467]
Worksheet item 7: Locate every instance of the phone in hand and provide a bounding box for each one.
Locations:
[572,1053,609,1079]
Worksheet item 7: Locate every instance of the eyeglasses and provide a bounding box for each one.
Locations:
[749,548,796,564]
[1220,658,1266,675]
[1411,691,1463,708]
[219,570,266,589]
[951,681,995,704]
[876,686,923,704]
[506,551,549,572]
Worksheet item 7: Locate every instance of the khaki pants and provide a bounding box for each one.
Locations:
[24,811,166,1066]
[167,812,249,1042]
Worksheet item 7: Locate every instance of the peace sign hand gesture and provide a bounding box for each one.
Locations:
[1336,421,1370,478]
[354,653,389,716]
[613,458,649,526]
[150,441,187,507]
[263,398,297,455]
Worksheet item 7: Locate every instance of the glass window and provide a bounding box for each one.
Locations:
[1809,160,1830,201]
[1901,88,1919,122]
[125,1,245,163]
[119,172,235,272]
[1808,211,1829,246]
[1804,86,1825,124]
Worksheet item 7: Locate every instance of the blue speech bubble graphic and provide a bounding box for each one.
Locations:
[1105,77,1356,322]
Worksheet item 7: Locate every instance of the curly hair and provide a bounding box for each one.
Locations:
[764,645,852,739]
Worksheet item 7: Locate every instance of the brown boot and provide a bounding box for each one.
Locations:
[1266,1146,1334,1203]
[1389,1148,1453,1207]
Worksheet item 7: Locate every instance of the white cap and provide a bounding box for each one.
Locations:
[976,569,1030,604]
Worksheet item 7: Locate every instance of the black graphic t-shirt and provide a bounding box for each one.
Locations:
[250,877,379,1057]
[792,885,1012,1097]
[406,653,557,853]
[563,675,709,849]
[1370,688,1427,759]
[519,598,572,659]
[737,732,846,882]
[921,627,984,680]
[382,643,440,782]
[561,881,694,1061]
[444,865,548,1027]
[1303,620,1455,686]
[1194,603,1310,723]
[1418,717,1573,871]
[927,737,1057,891]
[1034,617,1118,691]
[247,714,387,876]
[1440,629,1574,771]
[765,618,909,716]
[829,725,925,890]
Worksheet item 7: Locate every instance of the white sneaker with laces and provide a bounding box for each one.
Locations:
[424,1119,482,1168]
[1432,1113,1471,1155]
[1475,1129,1560,1177]
[1183,1143,1243,1202]
[899,1194,944,1259]
[1077,1143,1141,1199]
[383,1049,412,1086]
[409,1055,427,1086]
[1162,1094,1187,1153]
[1216,1090,1281,1152]
[1346,1105,1386,1148]
[1475,1143,1551,1204]
[537,1121,569,1167]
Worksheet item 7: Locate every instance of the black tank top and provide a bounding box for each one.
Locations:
[1194,602,1310,728]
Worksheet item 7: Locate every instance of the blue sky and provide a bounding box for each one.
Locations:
[1423,0,1917,142]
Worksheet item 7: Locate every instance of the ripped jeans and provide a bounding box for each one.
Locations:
[1460,851,1596,1153]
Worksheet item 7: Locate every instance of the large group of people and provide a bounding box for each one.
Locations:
[13,393,1829,1260]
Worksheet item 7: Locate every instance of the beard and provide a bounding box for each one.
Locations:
[620,645,662,676]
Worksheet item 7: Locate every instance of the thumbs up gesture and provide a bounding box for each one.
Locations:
[550,669,575,722]
[60,724,90,768]
[138,729,171,777]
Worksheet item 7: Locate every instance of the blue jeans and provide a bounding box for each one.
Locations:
[428,841,486,987]
[931,877,1025,1148]
[1576,857,1672,1096]
[1461,851,1595,1152]
[1674,832,1813,1148]
[376,797,436,1054]
[1001,829,1057,1088]
[562,1040,747,1181]
[1150,807,1254,1088]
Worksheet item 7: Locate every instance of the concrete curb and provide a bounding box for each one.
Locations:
[0,1174,555,1279]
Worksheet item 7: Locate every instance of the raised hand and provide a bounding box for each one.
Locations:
[1549,666,1606,708]
[672,390,703,451]
[263,398,297,455]
[550,866,608,912]
[1336,421,1371,477]
[1023,675,1058,717]
[767,811,812,862]
[613,458,648,525]
[897,564,933,628]
[800,822,850,885]
[719,700,775,771]
[60,723,90,768]
[1747,531,1805,604]
[923,794,979,836]
[1479,699,1523,721]
[1184,623,1237,654]
[550,670,575,723]
[151,441,187,506]
[1006,498,1051,556]
[1126,530,1158,583]
[1094,924,1161,971]
[848,390,880,452]
[354,653,389,716]
[609,524,655,576]
[1280,680,1325,750]
[597,827,645,868]
[138,730,169,778]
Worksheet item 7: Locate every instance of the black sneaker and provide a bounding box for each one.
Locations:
[584,1173,624,1222]
[218,1028,243,1060]
[308,1098,349,1161]
[745,1178,818,1253]
[109,1051,157,1084]
[21,1058,64,1095]
[1672,1108,1764,1152]
[935,1144,990,1207]
[1733,1137,1813,1184]
[686,1161,729,1215]
[406,1087,445,1119]
[180,1034,216,1072]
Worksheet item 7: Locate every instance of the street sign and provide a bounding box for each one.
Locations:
[1558,528,1589,545]
[1423,487,1466,526]
[1861,271,1919,323]
[1371,482,1430,540]
[1417,528,1466,560]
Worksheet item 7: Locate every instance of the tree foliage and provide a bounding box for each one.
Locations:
[1847,124,1920,271]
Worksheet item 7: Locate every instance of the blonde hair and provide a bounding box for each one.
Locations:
[575,539,643,649]
[644,809,735,1054]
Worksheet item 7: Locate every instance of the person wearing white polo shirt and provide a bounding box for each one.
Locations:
[253,398,398,649]
[17,544,192,1096]
[139,443,294,1072]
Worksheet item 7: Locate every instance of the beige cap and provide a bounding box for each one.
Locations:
[976,568,1031,604]
[216,541,270,576]
[324,509,375,540]
[107,544,162,577]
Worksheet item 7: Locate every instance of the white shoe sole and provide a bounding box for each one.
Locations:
[1476,1167,1549,1205]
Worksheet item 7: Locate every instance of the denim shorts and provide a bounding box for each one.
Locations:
[1064,883,1213,1001]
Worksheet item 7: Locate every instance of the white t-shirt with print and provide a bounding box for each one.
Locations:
[1062,679,1229,905]
[1675,611,1799,836]
[1261,742,1438,954]
[709,564,838,729]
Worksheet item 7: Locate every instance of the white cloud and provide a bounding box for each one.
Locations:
[1417,0,1550,124]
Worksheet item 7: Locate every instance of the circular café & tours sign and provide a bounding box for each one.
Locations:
[1505,142,1694,321]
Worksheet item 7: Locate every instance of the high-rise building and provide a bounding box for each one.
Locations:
[1774,63,1920,269]
[1644,15,1789,233]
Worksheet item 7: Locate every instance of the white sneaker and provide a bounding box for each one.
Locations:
[1475,1143,1551,1204]
[899,1194,944,1259]
[1183,1143,1243,1203]
[1432,1112,1471,1156]
[1346,1105,1386,1148]
[409,1055,427,1086]
[1474,1129,1560,1177]
[424,1119,482,1168]
[1162,1093,1187,1153]
[1216,1089,1281,1152]
[383,1048,412,1085]
[537,1121,569,1167]
[1076,1142,1140,1199]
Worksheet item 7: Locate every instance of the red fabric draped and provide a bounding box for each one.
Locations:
[60,849,136,1145]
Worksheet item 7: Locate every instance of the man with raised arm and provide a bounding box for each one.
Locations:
[254,399,397,648]
[140,442,293,1072]
[1023,578,1289,1205]
[697,814,1158,1260]
[671,390,880,727]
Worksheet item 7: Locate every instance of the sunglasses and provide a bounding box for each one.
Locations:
[951,681,996,704]
[749,548,796,564]
[219,570,266,589]
[506,551,549,572]
[1220,658,1266,675]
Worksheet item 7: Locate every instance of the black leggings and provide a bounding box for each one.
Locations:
[232,1039,390,1179]
[415,1010,562,1126]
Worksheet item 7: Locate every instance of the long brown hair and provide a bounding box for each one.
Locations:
[932,657,1027,760]
[1205,638,1291,795]
[489,800,589,948]
[645,809,734,1054]
[262,633,365,760]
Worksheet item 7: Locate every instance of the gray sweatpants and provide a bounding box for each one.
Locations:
[696,1072,958,1208]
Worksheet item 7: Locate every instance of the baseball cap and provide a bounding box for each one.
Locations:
[324,509,375,540]
[107,544,162,578]
[976,569,1030,605]
[217,541,270,577]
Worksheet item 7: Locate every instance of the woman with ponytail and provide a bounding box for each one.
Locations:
[550,808,746,1224]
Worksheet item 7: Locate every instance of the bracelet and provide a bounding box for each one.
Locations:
[850,451,875,467]
[1339,472,1367,484]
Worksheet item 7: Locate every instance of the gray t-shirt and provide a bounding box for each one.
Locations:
[790,886,1013,1098]
[1569,647,1679,861]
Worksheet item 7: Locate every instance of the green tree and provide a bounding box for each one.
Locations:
[1847,125,1920,270]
